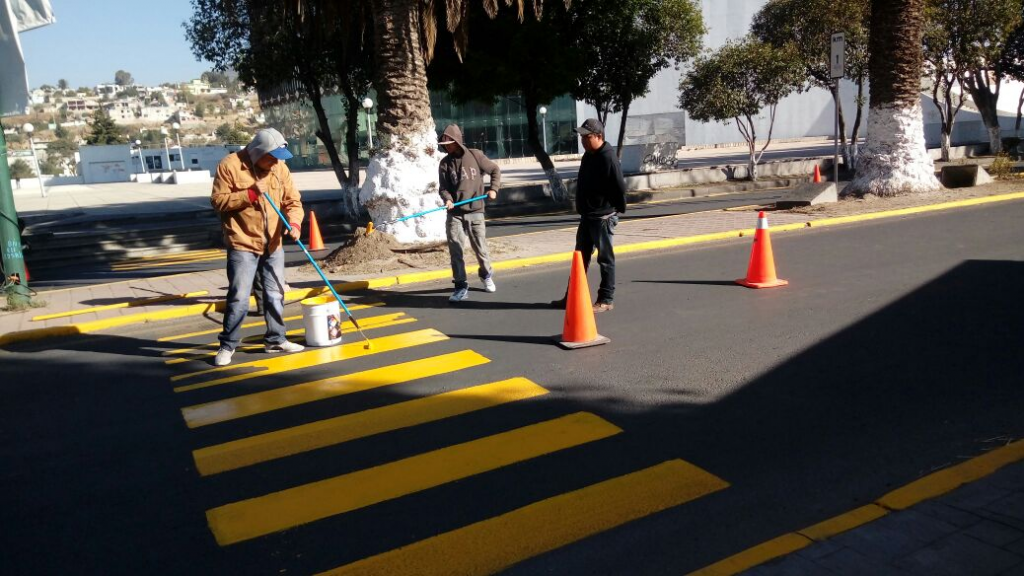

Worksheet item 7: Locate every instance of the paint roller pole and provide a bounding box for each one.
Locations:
[261,192,373,349]
[367,193,490,235]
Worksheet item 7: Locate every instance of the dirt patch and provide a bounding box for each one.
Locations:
[301,226,520,276]
[771,180,1024,218]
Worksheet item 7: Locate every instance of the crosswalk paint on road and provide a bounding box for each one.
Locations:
[205,412,622,546]
[192,377,549,476]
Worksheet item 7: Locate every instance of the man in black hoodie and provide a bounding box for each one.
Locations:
[438,124,502,303]
[552,118,627,312]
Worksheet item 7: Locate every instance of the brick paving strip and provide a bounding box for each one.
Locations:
[2,192,1023,346]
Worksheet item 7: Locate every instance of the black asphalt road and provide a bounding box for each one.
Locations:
[3,200,1021,575]
[28,188,788,290]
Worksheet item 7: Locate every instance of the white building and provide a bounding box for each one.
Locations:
[78,143,235,183]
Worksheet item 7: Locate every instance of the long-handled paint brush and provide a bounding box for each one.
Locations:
[365,194,489,236]
[261,192,373,349]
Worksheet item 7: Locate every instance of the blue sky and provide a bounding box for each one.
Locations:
[19,0,211,89]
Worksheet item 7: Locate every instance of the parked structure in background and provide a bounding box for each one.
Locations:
[75,144,235,184]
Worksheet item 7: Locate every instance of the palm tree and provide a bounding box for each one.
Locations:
[360,0,564,244]
[846,0,940,196]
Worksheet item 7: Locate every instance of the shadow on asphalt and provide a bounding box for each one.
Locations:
[2,259,1022,574]
[633,279,741,287]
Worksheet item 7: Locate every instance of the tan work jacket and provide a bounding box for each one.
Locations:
[210,151,304,254]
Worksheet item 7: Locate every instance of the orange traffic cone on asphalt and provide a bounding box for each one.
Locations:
[308,211,325,250]
[813,164,822,183]
[554,251,610,349]
[736,211,788,289]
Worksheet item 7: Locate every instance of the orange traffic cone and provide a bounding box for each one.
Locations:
[736,211,788,289]
[308,211,325,251]
[813,164,822,183]
[554,251,610,349]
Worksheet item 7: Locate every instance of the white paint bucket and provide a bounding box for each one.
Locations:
[301,295,343,347]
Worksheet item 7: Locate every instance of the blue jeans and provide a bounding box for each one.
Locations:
[575,214,618,302]
[446,212,493,289]
[218,249,288,350]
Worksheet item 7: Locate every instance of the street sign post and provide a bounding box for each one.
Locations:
[830,33,846,185]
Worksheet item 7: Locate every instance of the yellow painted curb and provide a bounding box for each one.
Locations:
[4,190,1023,345]
[689,438,1024,575]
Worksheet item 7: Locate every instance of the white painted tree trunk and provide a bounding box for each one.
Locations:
[544,167,569,203]
[357,125,447,245]
[940,132,951,162]
[988,126,1002,155]
[846,102,940,196]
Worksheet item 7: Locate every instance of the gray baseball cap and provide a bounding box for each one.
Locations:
[246,128,294,163]
[573,118,604,136]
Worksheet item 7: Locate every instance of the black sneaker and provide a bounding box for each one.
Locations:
[550,297,567,309]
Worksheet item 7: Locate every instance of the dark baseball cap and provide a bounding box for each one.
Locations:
[574,118,604,136]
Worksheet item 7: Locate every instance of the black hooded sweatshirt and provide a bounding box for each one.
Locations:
[438,124,502,215]
[576,142,627,218]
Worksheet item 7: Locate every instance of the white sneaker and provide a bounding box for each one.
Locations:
[482,276,496,293]
[266,341,305,353]
[213,348,234,366]
[449,287,470,302]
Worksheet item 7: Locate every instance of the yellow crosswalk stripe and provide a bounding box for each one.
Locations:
[173,329,449,393]
[193,377,548,476]
[181,350,491,428]
[116,249,225,265]
[110,254,226,271]
[31,291,209,321]
[157,302,383,343]
[205,412,621,546]
[164,313,415,365]
[320,460,729,576]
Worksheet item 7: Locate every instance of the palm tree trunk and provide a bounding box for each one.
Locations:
[846,0,939,196]
[359,0,446,245]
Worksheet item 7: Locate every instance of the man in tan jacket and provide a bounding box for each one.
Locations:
[211,128,305,366]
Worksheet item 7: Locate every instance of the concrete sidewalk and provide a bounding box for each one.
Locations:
[700,440,1024,576]
[3,189,1023,346]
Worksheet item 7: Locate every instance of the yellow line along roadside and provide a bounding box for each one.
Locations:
[4,191,1023,346]
[689,437,1024,575]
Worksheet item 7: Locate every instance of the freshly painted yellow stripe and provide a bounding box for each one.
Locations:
[206,412,622,546]
[797,504,888,542]
[181,350,491,428]
[322,459,729,576]
[806,191,1024,229]
[692,438,1024,575]
[111,254,226,271]
[688,533,812,576]
[116,249,225,264]
[158,302,383,343]
[173,329,449,392]
[194,378,548,476]
[877,437,1024,510]
[164,313,414,364]
[32,291,210,321]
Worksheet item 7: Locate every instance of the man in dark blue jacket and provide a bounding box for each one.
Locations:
[552,118,627,312]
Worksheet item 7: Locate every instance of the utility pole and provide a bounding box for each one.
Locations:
[0,120,32,306]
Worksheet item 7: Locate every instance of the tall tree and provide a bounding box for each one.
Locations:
[427,4,583,202]
[679,38,804,181]
[360,0,570,245]
[114,70,134,86]
[85,109,127,145]
[1002,19,1024,135]
[57,78,68,91]
[923,0,971,161]
[846,0,940,196]
[958,0,1022,154]
[751,0,870,167]
[185,0,369,200]
[571,0,705,158]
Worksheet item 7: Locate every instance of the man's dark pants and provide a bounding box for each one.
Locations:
[575,213,618,302]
